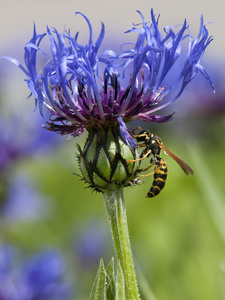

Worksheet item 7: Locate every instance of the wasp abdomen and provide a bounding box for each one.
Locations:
[146,158,168,198]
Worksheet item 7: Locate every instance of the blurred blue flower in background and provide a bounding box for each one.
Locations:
[0,103,64,223]
[0,113,61,171]
[164,60,225,140]
[184,62,225,117]
[74,220,109,268]
[0,112,61,225]
[1,174,49,224]
[0,245,71,300]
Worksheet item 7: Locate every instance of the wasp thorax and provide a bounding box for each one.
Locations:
[77,126,140,192]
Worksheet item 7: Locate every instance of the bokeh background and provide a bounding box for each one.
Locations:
[0,0,224,299]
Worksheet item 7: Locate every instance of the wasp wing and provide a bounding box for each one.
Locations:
[158,143,194,175]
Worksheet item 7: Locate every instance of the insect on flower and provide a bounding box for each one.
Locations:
[0,9,214,193]
[127,128,194,197]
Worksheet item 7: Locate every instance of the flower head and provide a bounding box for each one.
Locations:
[1,9,214,143]
[1,9,214,192]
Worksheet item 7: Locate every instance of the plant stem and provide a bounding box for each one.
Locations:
[103,188,140,300]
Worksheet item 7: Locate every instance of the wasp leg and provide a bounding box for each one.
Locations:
[129,127,144,135]
[136,142,146,148]
[138,172,155,178]
[137,161,164,178]
[127,149,152,163]
[137,164,155,177]
[141,163,155,172]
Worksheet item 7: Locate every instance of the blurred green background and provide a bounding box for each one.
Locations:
[0,0,224,299]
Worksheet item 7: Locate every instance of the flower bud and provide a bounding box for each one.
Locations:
[77,126,140,192]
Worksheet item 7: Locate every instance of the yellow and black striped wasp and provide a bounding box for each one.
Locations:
[127,128,194,198]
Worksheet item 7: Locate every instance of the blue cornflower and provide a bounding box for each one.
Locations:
[0,245,71,300]
[2,174,49,224]
[0,113,61,171]
[75,220,109,268]
[1,9,214,191]
[20,250,71,300]
[1,9,214,139]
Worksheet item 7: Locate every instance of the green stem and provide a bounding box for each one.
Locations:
[103,188,140,300]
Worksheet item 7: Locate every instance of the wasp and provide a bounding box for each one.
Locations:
[127,128,194,198]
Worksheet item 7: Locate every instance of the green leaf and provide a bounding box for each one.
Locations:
[89,259,107,300]
[115,260,126,300]
[221,261,225,278]
[106,257,116,300]
[189,146,225,245]
[136,262,157,300]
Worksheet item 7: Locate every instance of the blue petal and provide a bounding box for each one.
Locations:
[114,10,214,114]
[118,116,136,148]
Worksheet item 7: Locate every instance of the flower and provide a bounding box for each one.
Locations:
[0,113,61,171]
[1,9,214,141]
[75,220,109,268]
[1,174,49,224]
[1,9,214,191]
[19,250,71,300]
[0,245,71,300]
